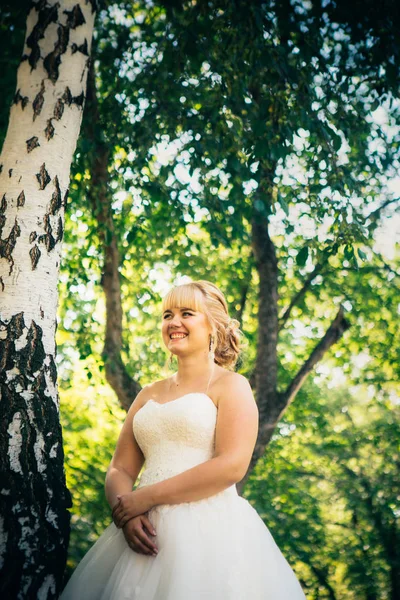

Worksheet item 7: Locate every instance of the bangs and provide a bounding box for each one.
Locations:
[162,284,206,315]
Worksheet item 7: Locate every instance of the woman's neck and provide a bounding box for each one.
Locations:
[172,359,215,389]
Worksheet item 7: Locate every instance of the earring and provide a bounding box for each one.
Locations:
[169,352,175,367]
[209,335,215,362]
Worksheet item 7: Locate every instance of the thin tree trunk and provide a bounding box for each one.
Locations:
[83,57,142,412]
[0,1,96,597]
[238,173,350,494]
[250,201,281,445]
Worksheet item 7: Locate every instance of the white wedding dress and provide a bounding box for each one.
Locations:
[60,392,306,599]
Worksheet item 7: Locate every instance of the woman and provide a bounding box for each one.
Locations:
[60,280,306,599]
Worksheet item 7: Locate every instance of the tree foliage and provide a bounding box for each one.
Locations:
[1,1,399,597]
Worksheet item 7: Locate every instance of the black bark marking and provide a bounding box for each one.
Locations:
[61,86,84,108]
[1,311,25,341]
[29,231,37,243]
[43,213,56,252]
[0,216,5,238]
[61,86,72,105]
[20,320,46,374]
[0,194,6,214]
[0,276,4,292]
[87,0,99,14]
[71,38,88,56]
[17,191,26,207]
[71,91,84,107]
[81,55,91,82]
[0,164,2,174]
[8,169,13,177]
[0,217,21,276]
[47,354,58,388]
[36,164,51,190]
[32,80,46,121]
[0,314,24,374]
[49,176,62,215]
[13,89,29,109]
[44,119,55,140]
[0,322,10,372]
[43,24,70,83]
[27,136,40,153]
[53,98,64,121]
[0,195,7,237]
[63,4,86,28]
[62,187,69,208]
[26,3,59,70]
[29,244,41,269]
[37,214,56,253]
[55,216,64,242]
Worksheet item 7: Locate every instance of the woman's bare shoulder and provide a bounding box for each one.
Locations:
[212,369,251,406]
[214,368,249,387]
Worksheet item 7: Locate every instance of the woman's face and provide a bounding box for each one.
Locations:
[161,305,212,357]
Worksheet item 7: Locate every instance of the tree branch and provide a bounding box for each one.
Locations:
[366,196,400,222]
[239,305,350,494]
[279,305,350,408]
[278,260,326,328]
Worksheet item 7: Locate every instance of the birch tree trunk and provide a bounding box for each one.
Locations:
[0,1,96,597]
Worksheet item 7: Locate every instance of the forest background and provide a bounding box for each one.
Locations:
[1,1,399,599]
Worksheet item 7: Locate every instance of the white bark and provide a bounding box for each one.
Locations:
[0,1,97,597]
[0,0,95,358]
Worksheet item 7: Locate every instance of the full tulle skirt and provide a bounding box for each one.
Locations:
[60,487,306,599]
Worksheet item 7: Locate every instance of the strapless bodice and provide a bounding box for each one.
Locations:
[133,393,236,497]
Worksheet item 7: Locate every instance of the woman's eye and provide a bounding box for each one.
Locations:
[163,312,192,318]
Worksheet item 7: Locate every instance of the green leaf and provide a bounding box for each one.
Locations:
[344,245,354,260]
[296,245,309,267]
[278,196,289,216]
[357,248,368,261]
[332,132,342,151]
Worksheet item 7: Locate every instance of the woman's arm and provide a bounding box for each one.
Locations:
[112,374,259,526]
[105,386,150,510]
[148,374,259,507]
[105,467,136,511]
[146,455,238,506]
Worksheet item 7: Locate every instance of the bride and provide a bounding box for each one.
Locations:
[60,280,306,599]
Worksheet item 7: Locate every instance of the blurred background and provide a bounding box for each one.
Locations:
[1,1,399,597]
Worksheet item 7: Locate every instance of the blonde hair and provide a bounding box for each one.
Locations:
[161,280,245,370]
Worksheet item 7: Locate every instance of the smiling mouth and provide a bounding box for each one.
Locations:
[170,334,188,340]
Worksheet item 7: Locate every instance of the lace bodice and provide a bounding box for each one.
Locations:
[133,392,228,492]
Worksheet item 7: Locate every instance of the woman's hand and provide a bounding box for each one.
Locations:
[112,488,154,528]
[122,514,159,557]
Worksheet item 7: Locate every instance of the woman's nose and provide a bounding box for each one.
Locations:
[170,315,182,326]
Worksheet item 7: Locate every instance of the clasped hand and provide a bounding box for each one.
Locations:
[112,488,153,529]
